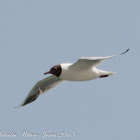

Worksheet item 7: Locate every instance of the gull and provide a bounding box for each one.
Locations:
[17,49,129,107]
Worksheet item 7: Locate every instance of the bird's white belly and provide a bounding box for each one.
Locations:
[60,68,98,81]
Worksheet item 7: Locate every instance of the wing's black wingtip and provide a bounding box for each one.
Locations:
[16,92,40,108]
[22,93,40,107]
[121,48,129,55]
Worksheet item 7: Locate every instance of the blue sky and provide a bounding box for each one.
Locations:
[0,0,139,140]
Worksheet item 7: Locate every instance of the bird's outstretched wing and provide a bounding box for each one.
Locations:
[18,75,65,107]
[70,49,129,69]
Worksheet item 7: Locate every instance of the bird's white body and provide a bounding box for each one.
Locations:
[60,63,114,81]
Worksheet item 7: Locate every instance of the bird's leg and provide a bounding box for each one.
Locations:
[99,75,109,78]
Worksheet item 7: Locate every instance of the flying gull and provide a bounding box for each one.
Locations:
[17,49,129,107]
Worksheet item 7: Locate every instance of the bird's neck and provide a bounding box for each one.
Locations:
[60,63,73,69]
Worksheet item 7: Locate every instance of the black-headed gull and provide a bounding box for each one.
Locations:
[18,49,129,107]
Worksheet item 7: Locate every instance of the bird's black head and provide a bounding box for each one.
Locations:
[44,65,62,77]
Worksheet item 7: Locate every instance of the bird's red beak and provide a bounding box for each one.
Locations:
[44,71,50,75]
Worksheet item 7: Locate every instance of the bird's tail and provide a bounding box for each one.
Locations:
[108,72,115,76]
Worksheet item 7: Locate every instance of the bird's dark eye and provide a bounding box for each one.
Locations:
[54,67,57,70]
